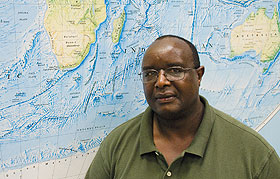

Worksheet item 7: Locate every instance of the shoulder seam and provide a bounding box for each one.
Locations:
[253,149,275,179]
[213,108,274,151]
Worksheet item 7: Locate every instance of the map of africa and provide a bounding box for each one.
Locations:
[0,0,279,178]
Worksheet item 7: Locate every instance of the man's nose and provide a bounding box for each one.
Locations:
[155,70,171,88]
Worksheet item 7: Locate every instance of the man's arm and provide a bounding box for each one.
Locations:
[256,150,280,179]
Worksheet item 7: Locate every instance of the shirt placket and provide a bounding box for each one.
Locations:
[154,151,177,179]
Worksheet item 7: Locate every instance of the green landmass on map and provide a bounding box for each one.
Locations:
[230,7,280,64]
[112,10,126,43]
[44,0,106,69]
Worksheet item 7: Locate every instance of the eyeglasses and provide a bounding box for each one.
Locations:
[140,66,196,83]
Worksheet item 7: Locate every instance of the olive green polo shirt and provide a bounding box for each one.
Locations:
[85,97,280,179]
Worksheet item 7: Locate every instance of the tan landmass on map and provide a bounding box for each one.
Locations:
[231,7,280,62]
[112,10,125,43]
[44,0,106,69]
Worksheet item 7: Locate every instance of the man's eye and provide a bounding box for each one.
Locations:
[168,68,182,73]
[144,71,156,77]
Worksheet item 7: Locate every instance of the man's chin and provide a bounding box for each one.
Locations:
[152,106,183,119]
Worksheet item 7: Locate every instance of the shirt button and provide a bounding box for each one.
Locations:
[166,171,172,177]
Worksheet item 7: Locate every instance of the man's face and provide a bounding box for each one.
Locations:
[142,37,204,119]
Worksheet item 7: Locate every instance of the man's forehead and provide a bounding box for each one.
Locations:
[146,42,174,55]
[143,37,192,60]
[142,37,194,69]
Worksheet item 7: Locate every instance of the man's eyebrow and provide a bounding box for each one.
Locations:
[142,66,155,70]
[166,63,184,67]
[142,63,185,70]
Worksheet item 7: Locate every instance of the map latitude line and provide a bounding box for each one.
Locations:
[255,103,280,132]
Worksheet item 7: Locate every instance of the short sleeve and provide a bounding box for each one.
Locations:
[85,144,111,179]
[256,150,280,179]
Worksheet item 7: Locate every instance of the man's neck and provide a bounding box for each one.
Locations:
[152,100,205,166]
[153,100,205,139]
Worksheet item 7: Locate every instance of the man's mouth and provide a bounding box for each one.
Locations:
[155,93,176,103]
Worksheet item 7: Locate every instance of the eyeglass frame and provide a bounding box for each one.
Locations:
[139,66,199,83]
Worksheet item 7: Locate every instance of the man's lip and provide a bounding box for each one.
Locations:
[155,95,176,103]
[155,93,176,99]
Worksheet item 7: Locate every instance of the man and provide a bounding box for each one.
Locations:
[86,35,280,178]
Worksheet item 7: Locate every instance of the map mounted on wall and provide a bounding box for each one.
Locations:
[0,0,279,178]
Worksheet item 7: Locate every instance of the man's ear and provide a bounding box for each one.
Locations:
[197,66,205,86]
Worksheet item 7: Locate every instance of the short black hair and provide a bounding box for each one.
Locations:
[155,35,200,68]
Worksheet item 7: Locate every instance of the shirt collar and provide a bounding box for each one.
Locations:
[139,96,215,158]
[184,96,215,157]
[139,107,158,155]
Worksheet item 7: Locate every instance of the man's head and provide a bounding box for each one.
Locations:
[156,35,201,68]
[141,35,204,119]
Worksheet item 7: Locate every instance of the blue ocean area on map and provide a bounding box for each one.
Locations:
[259,109,280,154]
[0,0,279,177]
